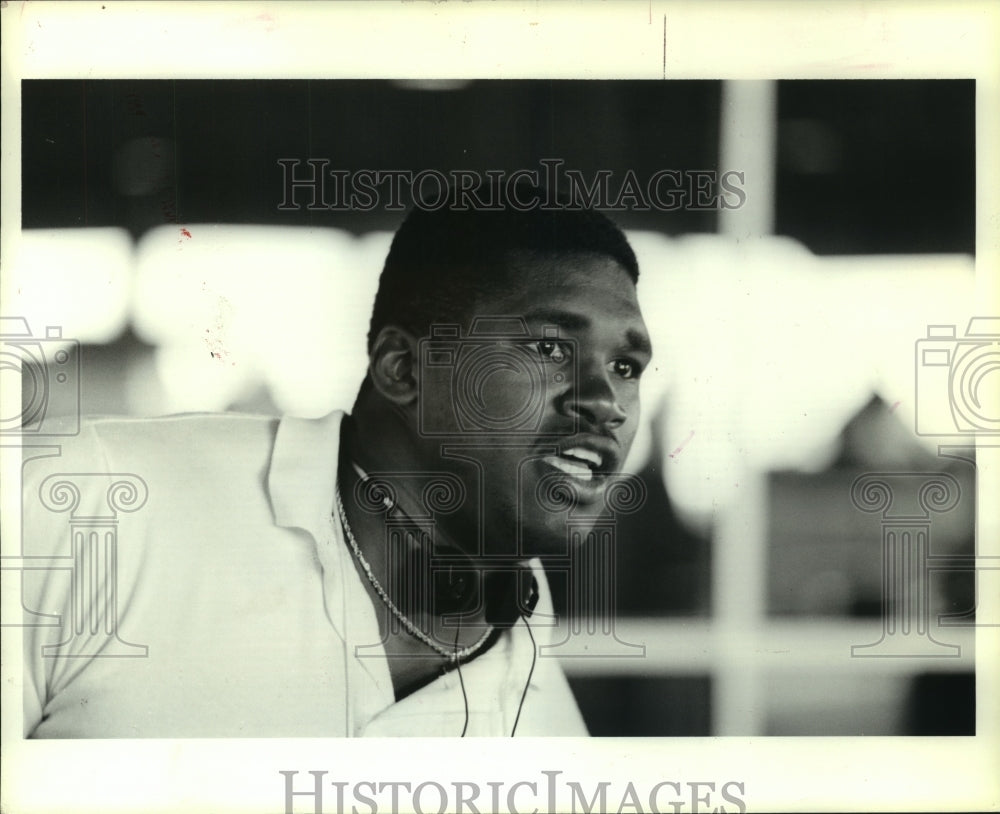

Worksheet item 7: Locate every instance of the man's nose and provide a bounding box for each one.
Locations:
[561,364,627,429]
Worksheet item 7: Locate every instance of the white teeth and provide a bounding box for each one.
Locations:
[561,447,603,468]
[543,456,594,481]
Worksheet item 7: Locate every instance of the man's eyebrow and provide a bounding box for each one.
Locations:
[625,328,653,357]
[522,308,652,356]
[522,308,590,332]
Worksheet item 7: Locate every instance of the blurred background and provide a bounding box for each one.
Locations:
[6,79,981,736]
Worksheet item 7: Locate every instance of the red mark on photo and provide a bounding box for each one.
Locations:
[256,12,278,32]
[889,400,901,413]
[668,430,695,459]
[180,228,192,239]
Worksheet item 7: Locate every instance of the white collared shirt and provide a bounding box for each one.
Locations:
[21,411,587,738]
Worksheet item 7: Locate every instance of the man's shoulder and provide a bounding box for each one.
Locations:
[24,412,283,481]
[82,412,280,450]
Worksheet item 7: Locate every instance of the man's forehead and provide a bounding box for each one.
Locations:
[484,250,640,310]
[503,248,633,283]
[463,250,648,346]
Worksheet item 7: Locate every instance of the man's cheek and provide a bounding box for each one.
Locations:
[467,375,540,430]
[619,416,640,456]
[478,372,525,408]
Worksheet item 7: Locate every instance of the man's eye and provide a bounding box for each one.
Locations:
[611,358,641,380]
[536,340,569,363]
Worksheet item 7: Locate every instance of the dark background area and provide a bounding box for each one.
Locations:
[775,80,975,254]
[22,79,721,238]
[22,79,975,254]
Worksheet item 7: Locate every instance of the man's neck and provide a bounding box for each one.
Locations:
[342,414,543,637]
[338,411,496,634]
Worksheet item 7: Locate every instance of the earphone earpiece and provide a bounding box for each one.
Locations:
[483,570,539,627]
[400,535,539,628]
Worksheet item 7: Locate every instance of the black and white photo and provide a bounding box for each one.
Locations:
[1,3,997,813]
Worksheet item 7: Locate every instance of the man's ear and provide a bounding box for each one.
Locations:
[368,326,419,405]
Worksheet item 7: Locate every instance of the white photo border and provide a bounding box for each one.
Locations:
[1,2,997,813]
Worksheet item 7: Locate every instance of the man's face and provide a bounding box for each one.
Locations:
[413,251,652,559]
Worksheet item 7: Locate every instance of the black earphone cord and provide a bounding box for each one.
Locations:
[453,613,537,738]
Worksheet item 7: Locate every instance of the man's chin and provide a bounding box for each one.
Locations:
[516,512,605,560]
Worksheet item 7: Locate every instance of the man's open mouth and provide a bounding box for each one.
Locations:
[541,446,604,482]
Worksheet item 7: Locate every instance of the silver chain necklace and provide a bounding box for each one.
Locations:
[334,478,494,664]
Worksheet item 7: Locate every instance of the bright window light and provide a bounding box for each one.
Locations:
[4,228,134,346]
[629,231,975,519]
[133,224,388,416]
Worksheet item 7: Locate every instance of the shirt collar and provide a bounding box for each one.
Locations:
[268,410,345,534]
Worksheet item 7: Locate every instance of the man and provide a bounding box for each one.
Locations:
[21,185,651,737]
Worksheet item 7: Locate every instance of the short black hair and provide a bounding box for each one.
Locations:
[366,184,639,352]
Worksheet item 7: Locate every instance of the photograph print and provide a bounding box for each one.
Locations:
[9,77,983,742]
